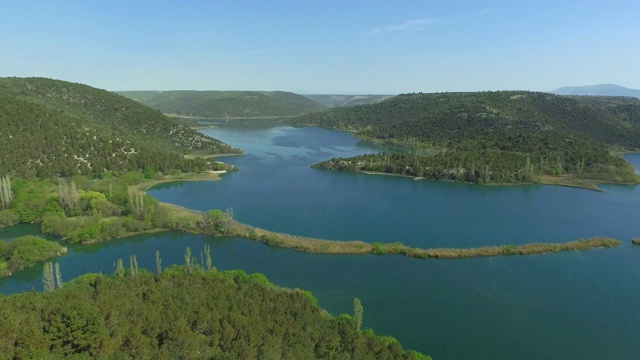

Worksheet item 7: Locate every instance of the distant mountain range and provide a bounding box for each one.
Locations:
[303,94,393,107]
[117,90,327,118]
[551,84,640,99]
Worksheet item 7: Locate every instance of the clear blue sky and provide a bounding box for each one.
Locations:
[1,0,638,94]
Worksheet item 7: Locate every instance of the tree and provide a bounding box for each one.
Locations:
[204,245,214,272]
[184,247,192,273]
[353,298,364,332]
[127,188,147,220]
[155,250,162,274]
[129,255,138,276]
[55,263,63,289]
[115,259,125,278]
[58,179,80,216]
[43,262,55,292]
[0,175,13,209]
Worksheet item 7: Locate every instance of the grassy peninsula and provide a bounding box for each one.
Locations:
[293,91,640,188]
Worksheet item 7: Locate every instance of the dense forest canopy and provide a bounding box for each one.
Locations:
[0,268,430,360]
[295,91,640,184]
[118,90,327,118]
[0,77,240,178]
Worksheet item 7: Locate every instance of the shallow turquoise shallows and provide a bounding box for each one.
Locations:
[2,120,640,360]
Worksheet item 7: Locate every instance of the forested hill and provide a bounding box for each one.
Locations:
[0,269,430,359]
[294,91,640,184]
[118,90,327,118]
[0,77,240,178]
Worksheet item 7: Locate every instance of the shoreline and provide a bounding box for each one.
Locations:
[166,113,298,120]
[357,170,640,191]
[135,176,623,259]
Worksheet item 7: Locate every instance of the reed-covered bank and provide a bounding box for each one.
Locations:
[141,177,624,259]
[239,225,621,258]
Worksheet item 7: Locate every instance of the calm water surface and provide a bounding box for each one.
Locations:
[2,121,640,360]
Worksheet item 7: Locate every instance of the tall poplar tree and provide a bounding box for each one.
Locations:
[43,262,55,292]
[353,298,364,332]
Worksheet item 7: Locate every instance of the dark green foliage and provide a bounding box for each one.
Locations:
[0,77,240,178]
[0,235,65,276]
[296,91,640,183]
[314,151,637,184]
[0,270,429,359]
[118,90,327,118]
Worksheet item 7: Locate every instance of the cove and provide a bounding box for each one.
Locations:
[1,121,640,359]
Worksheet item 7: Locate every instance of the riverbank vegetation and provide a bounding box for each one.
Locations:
[312,152,639,188]
[0,265,430,359]
[0,235,66,277]
[0,172,626,262]
[292,91,640,187]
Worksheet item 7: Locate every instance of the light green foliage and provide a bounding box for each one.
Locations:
[200,208,233,235]
[10,178,57,223]
[115,259,124,278]
[78,190,114,217]
[353,298,364,332]
[0,236,64,277]
[0,209,19,227]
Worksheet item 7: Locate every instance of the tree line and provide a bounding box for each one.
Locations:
[0,259,430,359]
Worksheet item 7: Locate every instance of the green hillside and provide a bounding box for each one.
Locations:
[0,77,240,178]
[118,90,327,118]
[293,91,640,185]
[0,268,430,360]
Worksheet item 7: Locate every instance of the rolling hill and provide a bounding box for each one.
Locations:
[551,84,640,99]
[118,90,327,118]
[303,94,394,107]
[0,77,240,178]
[293,91,640,185]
